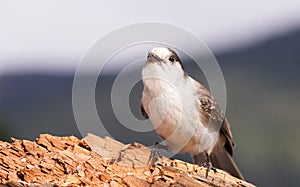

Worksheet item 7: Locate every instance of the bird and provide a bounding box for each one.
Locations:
[140,47,244,180]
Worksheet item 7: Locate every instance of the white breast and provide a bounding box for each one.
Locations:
[141,64,218,154]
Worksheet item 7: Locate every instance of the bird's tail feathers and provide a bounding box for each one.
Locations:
[210,147,244,180]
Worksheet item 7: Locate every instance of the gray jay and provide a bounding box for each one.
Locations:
[140,47,244,180]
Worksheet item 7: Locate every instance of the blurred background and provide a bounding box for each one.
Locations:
[1,1,300,186]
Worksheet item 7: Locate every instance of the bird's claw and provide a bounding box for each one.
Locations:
[147,142,166,166]
[110,144,132,164]
[201,161,217,178]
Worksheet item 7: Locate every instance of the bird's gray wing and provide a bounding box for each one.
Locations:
[192,79,245,179]
[220,118,234,156]
[193,79,234,155]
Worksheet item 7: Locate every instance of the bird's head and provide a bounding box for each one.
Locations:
[147,47,185,74]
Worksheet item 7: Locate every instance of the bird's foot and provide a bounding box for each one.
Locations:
[110,144,132,164]
[201,161,217,178]
[147,142,166,166]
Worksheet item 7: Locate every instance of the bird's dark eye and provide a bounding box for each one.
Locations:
[169,56,175,62]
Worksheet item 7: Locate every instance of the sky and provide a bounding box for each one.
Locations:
[0,0,300,75]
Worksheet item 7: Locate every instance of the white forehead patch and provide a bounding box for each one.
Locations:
[150,47,172,59]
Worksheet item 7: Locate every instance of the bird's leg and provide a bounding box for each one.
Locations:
[147,142,167,166]
[203,153,217,178]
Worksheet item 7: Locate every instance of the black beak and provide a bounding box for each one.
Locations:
[147,52,162,62]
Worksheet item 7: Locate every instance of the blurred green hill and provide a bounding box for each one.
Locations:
[0,28,300,186]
